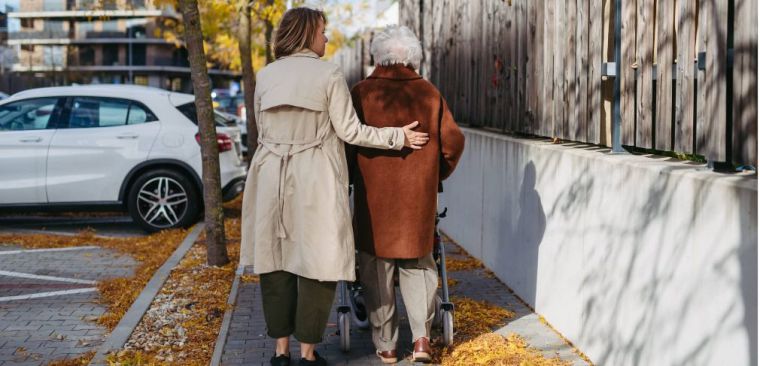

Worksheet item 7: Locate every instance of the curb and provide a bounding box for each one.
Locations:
[208,266,244,366]
[88,223,205,365]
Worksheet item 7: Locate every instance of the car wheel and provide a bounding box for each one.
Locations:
[127,169,200,233]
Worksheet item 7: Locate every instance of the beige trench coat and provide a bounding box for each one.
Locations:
[240,49,405,282]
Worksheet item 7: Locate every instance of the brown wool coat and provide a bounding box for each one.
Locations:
[350,64,465,259]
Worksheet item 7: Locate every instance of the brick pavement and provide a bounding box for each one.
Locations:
[0,244,138,366]
[219,238,589,366]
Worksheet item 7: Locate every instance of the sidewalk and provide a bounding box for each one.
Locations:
[216,236,590,366]
[0,244,138,366]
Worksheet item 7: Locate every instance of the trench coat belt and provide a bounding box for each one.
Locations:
[257,136,324,239]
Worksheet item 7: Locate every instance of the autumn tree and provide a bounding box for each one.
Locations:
[238,1,258,157]
[177,0,229,266]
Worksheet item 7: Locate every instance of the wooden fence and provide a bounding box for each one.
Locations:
[334,0,757,167]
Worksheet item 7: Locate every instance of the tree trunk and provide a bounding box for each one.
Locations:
[264,0,275,64]
[178,0,229,266]
[238,1,258,162]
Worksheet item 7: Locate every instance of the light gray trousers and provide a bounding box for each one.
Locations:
[358,250,438,352]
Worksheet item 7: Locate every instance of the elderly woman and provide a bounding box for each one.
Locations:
[350,25,465,364]
[240,9,430,366]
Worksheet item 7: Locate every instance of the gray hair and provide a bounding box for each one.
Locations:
[370,25,422,70]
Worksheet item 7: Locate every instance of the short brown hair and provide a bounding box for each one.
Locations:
[273,7,327,59]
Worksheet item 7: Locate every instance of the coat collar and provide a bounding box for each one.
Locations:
[368,64,423,81]
[281,48,320,60]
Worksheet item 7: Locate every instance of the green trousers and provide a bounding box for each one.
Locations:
[260,271,337,344]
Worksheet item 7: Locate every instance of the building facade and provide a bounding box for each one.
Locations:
[6,0,239,93]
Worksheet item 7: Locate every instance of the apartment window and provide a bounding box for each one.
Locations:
[100,0,118,10]
[134,76,148,86]
[43,0,65,11]
[131,44,146,66]
[102,20,118,32]
[78,46,95,66]
[173,47,189,67]
[42,46,64,67]
[78,21,94,38]
[127,25,146,39]
[170,78,182,92]
[20,19,33,29]
[103,44,119,65]
[44,21,64,31]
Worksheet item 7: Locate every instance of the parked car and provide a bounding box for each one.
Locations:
[215,110,248,155]
[0,85,247,232]
[212,90,244,118]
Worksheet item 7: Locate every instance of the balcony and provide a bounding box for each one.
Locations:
[8,8,178,20]
[8,30,70,40]
[7,30,176,45]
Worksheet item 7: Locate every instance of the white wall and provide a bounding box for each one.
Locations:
[440,128,758,366]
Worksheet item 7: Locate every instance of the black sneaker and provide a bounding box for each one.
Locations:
[298,351,327,366]
[270,353,290,366]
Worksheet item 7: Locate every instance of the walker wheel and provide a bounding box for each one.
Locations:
[339,312,351,352]
[350,293,370,329]
[442,310,454,346]
[433,295,443,327]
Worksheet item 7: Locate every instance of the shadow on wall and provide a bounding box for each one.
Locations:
[569,156,757,366]
[518,161,546,305]
[499,160,546,306]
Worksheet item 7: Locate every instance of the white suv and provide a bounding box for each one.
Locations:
[0,85,247,232]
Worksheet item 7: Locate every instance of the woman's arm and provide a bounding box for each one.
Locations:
[327,69,426,150]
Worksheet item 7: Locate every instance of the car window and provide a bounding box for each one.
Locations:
[68,97,157,128]
[127,103,157,125]
[69,97,129,128]
[0,98,59,131]
[176,102,228,127]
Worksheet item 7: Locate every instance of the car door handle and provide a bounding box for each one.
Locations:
[19,137,42,143]
[117,134,139,139]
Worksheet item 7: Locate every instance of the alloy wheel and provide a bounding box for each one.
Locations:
[136,177,189,229]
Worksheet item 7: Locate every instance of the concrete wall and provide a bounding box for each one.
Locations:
[440,128,758,366]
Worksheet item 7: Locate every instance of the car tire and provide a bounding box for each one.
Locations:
[127,169,200,233]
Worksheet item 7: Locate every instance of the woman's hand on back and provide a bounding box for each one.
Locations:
[403,121,430,150]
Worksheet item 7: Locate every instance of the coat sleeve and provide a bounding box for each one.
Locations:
[327,68,405,150]
[439,96,465,180]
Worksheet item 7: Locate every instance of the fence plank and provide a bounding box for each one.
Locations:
[454,0,466,122]
[470,0,481,126]
[655,0,675,150]
[518,0,527,133]
[533,0,544,135]
[637,0,655,148]
[697,0,728,161]
[494,2,505,130]
[588,0,602,144]
[505,1,514,131]
[621,0,637,145]
[554,0,567,139]
[575,0,589,143]
[566,0,578,140]
[675,0,696,153]
[420,0,432,80]
[482,0,491,127]
[543,0,555,137]
[732,0,758,166]
[399,0,420,38]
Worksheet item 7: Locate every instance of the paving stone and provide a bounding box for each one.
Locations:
[217,239,590,365]
[0,244,139,365]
